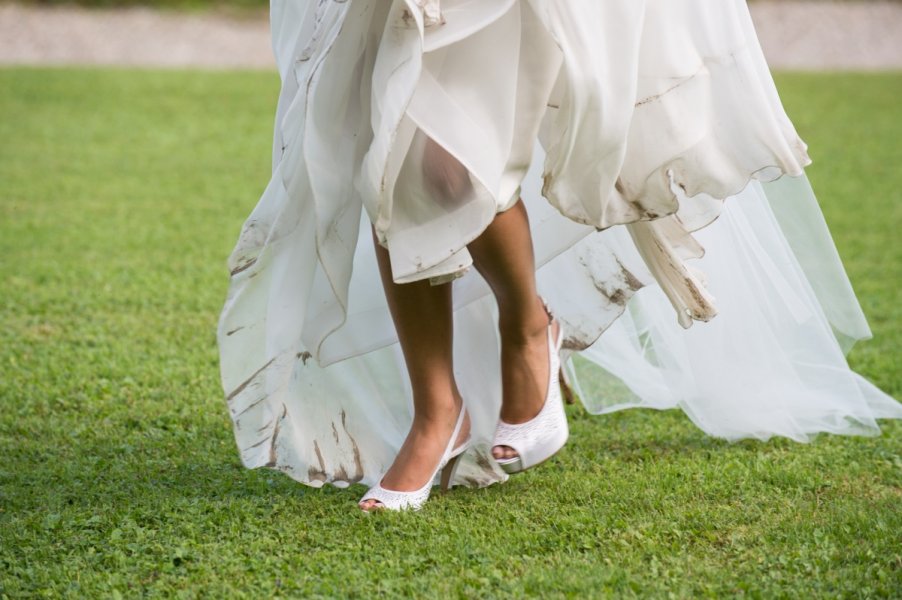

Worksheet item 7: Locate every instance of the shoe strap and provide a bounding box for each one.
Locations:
[442,403,469,466]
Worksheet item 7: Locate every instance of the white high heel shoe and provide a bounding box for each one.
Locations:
[359,405,470,512]
[492,298,570,474]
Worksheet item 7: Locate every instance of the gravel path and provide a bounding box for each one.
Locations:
[1,1,901,70]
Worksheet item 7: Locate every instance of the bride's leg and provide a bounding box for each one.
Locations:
[360,228,470,510]
[466,199,559,461]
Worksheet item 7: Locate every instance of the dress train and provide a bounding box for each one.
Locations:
[216,1,902,489]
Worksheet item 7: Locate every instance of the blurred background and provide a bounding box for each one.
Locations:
[2,0,901,70]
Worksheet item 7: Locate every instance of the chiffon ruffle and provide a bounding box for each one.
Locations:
[216,0,901,488]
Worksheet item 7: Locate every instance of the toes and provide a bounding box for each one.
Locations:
[492,445,519,460]
[359,499,383,512]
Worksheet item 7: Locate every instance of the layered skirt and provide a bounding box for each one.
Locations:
[216,0,902,488]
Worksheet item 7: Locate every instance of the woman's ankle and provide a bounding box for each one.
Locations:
[497,295,549,346]
[408,384,464,426]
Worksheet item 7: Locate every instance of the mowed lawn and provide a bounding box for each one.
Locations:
[0,68,900,598]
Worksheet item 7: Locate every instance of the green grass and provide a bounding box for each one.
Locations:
[0,68,900,598]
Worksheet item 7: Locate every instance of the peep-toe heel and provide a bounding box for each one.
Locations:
[359,405,470,511]
[492,298,569,474]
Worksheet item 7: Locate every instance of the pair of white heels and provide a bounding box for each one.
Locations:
[359,298,569,511]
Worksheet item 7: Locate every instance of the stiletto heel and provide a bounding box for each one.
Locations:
[559,365,577,405]
[439,451,465,493]
[492,297,569,474]
[359,404,470,511]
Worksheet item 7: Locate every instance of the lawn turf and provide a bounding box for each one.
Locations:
[0,68,900,598]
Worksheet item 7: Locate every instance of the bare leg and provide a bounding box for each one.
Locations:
[466,199,560,461]
[360,228,470,510]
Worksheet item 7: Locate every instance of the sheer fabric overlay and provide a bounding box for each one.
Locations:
[216,0,902,489]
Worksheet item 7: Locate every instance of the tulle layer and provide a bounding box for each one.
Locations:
[570,177,902,443]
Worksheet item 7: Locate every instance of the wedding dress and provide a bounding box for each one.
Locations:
[216,0,902,489]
